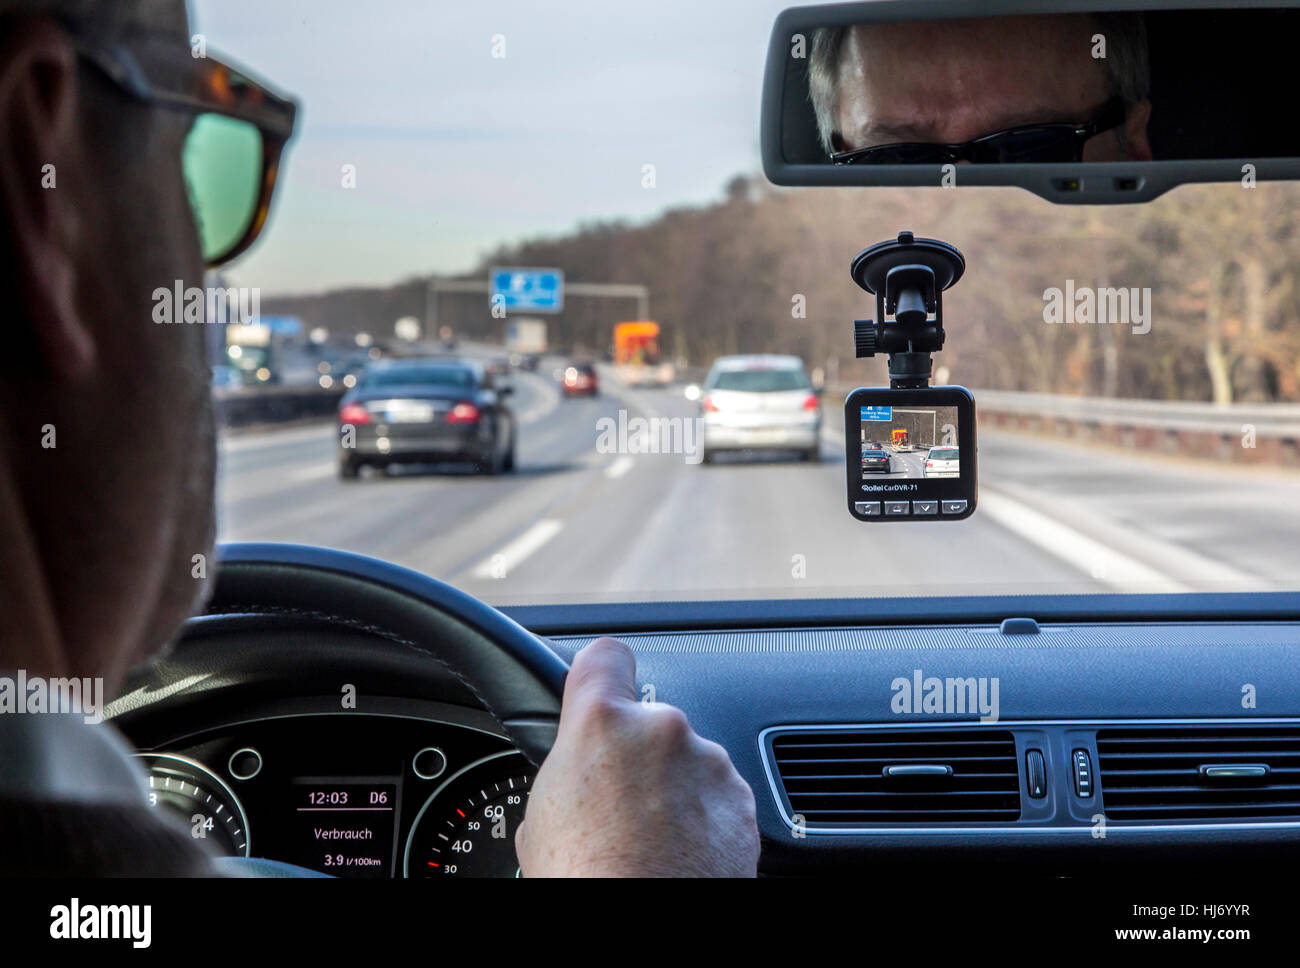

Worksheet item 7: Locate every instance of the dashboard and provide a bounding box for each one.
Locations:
[541,616,1300,873]
[108,552,1300,878]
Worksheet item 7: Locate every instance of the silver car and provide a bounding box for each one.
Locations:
[923,446,960,478]
[698,355,821,463]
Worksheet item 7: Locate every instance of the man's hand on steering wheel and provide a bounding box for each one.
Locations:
[516,638,760,878]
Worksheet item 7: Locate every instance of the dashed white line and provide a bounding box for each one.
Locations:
[604,456,635,479]
[219,424,335,454]
[469,519,564,580]
[288,462,335,483]
[513,371,562,423]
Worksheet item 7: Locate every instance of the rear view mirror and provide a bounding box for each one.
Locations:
[762,1,1300,202]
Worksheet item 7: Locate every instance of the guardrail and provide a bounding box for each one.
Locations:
[217,370,1300,469]
[824,385,1300,467]
[215,383,345,428]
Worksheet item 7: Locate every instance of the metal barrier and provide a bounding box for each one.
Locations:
[217,373,1300,468]
[214,384,345,428]
[824,386,1300,467]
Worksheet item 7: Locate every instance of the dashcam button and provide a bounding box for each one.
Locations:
[941,500,968,515]
[854,501,882,517]
[912,500,938,515]
[884,501,910,516]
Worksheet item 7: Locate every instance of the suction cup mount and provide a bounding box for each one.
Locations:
[850,231,965,388]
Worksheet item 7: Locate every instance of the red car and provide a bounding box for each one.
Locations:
[562,361,599,397]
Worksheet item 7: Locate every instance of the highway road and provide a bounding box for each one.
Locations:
[862,448,929,478]
[217,363,1300,605]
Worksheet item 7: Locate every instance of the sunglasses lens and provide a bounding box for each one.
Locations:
[183,113,263,264]
[975,129,1081,164]
[845,144,948,165]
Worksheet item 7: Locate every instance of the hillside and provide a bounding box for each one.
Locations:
[264,175,1300,403]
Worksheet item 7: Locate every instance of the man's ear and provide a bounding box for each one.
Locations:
[0,17,94,383]
[1124,98,1153,162]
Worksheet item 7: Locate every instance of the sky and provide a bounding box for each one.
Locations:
[190,0,793,295]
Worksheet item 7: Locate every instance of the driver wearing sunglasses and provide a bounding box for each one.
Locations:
[810,13,1153,165]
[0,0,758,878]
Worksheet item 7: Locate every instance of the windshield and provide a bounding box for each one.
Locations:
[206,1,1300,606]
[711,370,812,393]
[361,366,475,390]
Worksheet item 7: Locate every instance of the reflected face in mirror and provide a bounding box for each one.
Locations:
[811,14,1153,163]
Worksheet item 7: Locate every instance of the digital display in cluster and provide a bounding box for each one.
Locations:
[284,779,399,877]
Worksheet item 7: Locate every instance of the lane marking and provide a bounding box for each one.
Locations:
[288,462,335,483]
[219,460,335,503]
[514,371,562,423]
[469,519,564,580]
[978,490,1189,593]
[605,456,635,479]
[219,423,334,455]
[986,479,1268,590]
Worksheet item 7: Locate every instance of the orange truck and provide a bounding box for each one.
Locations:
[613,321,675,387]
[892,428,911,451]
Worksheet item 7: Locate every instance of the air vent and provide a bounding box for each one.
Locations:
[1097,726,1300,821]
[769,728,1020,826]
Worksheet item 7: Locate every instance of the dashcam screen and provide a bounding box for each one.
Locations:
[859,405,960,481]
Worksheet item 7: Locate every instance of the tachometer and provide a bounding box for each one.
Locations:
[403,751,532,877]
[136,753,251,857]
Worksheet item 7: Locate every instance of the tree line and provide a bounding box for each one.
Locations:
[266,174,1300,403]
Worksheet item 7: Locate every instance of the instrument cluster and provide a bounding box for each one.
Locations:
[136,712,534,878]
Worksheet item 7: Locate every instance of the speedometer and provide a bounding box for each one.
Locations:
[403,751,533,878]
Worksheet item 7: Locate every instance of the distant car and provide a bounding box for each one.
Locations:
[518,354,541,372]
[336,358,515,478]
[562,361,599,397]
[861,445,892,474]
[923,446,961,478]
[319,353,371,388]
[485,356,511,378]
[698,355,820,463]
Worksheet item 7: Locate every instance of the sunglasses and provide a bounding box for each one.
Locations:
[74,31,298,266]
[830,97,1128,166]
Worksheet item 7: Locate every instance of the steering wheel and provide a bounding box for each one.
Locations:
[204,543,569,766]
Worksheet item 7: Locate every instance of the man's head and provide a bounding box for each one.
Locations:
[0,0,215,691]
[809,13,1152,162]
